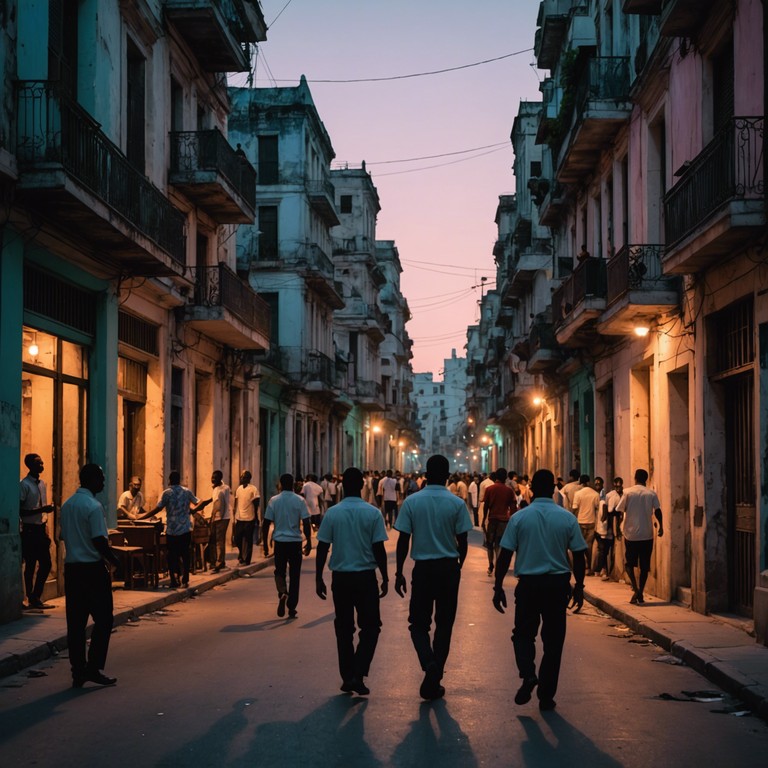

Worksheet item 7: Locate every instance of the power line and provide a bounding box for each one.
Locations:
[256,47,534,84]
[267,0,295,28]
[366,141,509,166]
[374,145,509,177]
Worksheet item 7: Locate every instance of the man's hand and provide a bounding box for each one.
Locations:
[569,583,584,613]
[492,586,507,614]
[303,543,311,557]
[316,576,327,600]
[394,573,407,597]
[657,525,664,538]
[379,580,389,598]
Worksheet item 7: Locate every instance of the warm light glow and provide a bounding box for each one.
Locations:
[372,425,382,434]
[634,325,650,337]
[533,396,543,406]
[28,343,39,358]
[398,440,405,447]
[467,417,474,424]
[481,435,489,444]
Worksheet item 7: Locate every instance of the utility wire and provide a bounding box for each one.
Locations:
[375,145,509,177]
[366,141,509,165]
[267,0,295,28]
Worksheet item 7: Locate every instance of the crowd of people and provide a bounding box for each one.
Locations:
[20,450,662,705]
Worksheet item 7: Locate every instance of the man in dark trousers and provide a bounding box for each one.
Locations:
[482,467,518,577]
[394,454,473,700]
[315,467,389,696]
[263,474,312,619]
[60,463,121,688]
[492,468,586,712]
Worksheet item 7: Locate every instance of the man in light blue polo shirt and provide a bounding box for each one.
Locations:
[394,454,473,700]
[492,468,586,712]
[316,467,389,696]
[263,474,312,619]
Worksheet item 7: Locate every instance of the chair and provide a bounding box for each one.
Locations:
[191,521,210,574]
[118,525,161,588]
[109,531,149,590]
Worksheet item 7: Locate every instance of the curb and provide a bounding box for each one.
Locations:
[0,558,273,681]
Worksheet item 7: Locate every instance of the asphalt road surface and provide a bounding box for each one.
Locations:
[2,530,767,767]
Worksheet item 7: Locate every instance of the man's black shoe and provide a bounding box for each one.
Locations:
[352,678,370,696]
[288,610,298,619]
[277,593,287,617]
[539,698,557,711]
[340,680,356,693]
[514,676,538,705]
[73,671,117,688]
[28,599,54,609]
[419,663,443,700]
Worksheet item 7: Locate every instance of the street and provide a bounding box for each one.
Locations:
[2,531,767,767]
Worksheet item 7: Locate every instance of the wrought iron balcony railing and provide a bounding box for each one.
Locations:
[15,81,186,264]
[607,244,678,305]
[304,350,335,388]
[193,262,270,337]
[664,117,764,247]
[552,257,607,324]
[574,56,631,119]
[170,129,256,210]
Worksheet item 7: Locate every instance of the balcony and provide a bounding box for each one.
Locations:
[163,0,266,72]
[552,257,607,345]
[538,180,566,226]
[303,350,337,395]
[623,0,661,12]
[506,242,552,301]
[335,296,386,342]
[534,0,571,70]
[659,0,715,37]
[181,262,270,349]
[15,81,186,276]
[663,117,765,274]
[598,245,680,335]
[354,379,386,411]
[306,178,340,226]
[527,315,561,373]
[169,129,256,223]
[556,57,632,184]
[288,244,345,309]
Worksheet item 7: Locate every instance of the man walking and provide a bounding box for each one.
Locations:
[394,454,473,700]
[616,469,663,604]
[263,474,312,619]
[492,469,587,712]
[315,467,389,696]
[381,469,399,528]
[483,468,518,577]
[571,474,599,575]
[60,464,121,688]
[233,470,260,565]
[19,453,55,609]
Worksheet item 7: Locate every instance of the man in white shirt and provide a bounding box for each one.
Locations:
[381,470,399,529]
[233,470,260,565]
[616,469,663,605]
[302,473,324,530]
[478,472,494,528]
[560,469,581,511]
[117,476,148,521]
[198,470,231,573]
[571,474,599,575]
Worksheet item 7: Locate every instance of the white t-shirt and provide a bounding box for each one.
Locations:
[302,481,324,514]
[210,484,231,522]
[616,484,660,541]
[572,486,599,525]
[234,483,260,521]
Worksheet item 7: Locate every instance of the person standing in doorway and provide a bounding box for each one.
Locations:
[316,467,389,696]
[263,474,312,619]
[616,469,663,604]
[394,454,473,700]
[60,463,121,688]
[19,453,55,610]
[233,471,260,566]
[492,469,587,712]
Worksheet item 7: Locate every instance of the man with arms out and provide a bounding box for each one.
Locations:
[233,470,260,565]
[316,467,389,696]
[616,469,663,604]
[483,468,518,577]
[19,453,55,609]
[394,454,473,700]
[493,469,586,712]
[117,476,149,521]
[263,474,312,619]
[197,470,232,573]
[60,463,121,688]
[148,471,200,587]
[571,474,599,575]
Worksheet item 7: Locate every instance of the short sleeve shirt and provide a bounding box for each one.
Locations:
[302,481,324,515]
[484,482,517,521]
[395,485,473,560]
[156,485,199,536]
[20,474,48,525]
[60,487,109,563]
[317,496,388,571]
[234,483,260,521]
[572,486,599,525]
[265,491,310,542]
[500,497,587,576]
[616,485,660,541]
[118,490,145,517]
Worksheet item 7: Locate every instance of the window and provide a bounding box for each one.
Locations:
[170,367,184,475]
[126,39,146,173]
[258,136,279,184]
[530,161,542,178]
[170,77,183,132]
[258,206,278,260]
[340,195,353,214]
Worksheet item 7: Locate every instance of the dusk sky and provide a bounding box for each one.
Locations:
[244,1,542,375]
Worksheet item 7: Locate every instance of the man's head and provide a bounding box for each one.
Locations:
[212,470,223,487]
[240,470,252,487]
[279,473,294,491]
[425,454,450,485]
[579,474,590,486]
[129,476,142,495]
[594,477,604,493]
[386,469,393,478]
[613,477,624,492]
[569,469,580,482]
[342,467,364,497]
[634,469,649,485]
[169,470,181,486]
[530,469,556,499]
[495,467,508,482]
[24,453,44,475]
[80,463,105,495]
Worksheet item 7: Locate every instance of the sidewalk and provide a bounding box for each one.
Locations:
[2,555,767,721]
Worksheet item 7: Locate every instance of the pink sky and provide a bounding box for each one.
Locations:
[248,0,542,375]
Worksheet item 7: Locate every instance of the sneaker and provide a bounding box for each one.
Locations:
[629,593,639,605]
[514,676,538,705]
[73,671,117,688]
[277,593,287,617]
[601,575,611,582]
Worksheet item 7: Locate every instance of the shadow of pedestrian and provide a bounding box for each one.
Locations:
[155,695,383,768]
[220,619,293,632]
[391,700,477,768]
[518,712,624,767]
